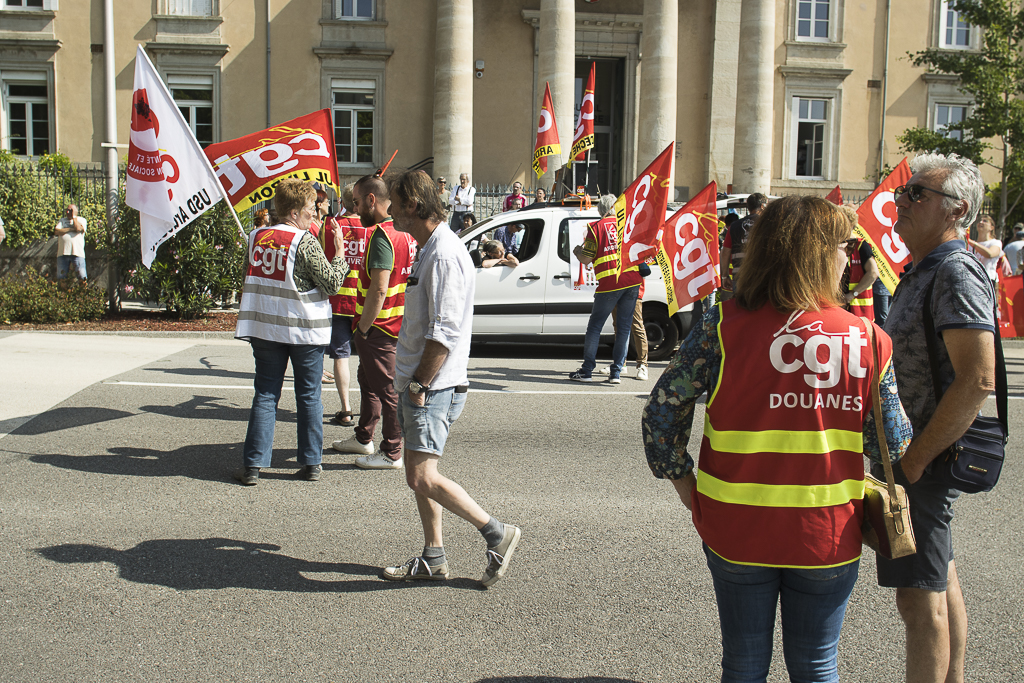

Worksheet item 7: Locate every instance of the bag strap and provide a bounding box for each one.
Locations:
[921,262,1008,435]
[863,319,903,522]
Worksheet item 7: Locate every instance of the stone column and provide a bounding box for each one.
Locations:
[706,0,742,188]
[537,0,574,192]
[433,0,473,185]
[731,0,774,194]
[637,0,678,188]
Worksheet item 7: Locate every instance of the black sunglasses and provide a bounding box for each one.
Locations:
[841,237,859,255]
[894,184,959,203]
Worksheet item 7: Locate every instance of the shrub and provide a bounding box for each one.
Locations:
[111,196,248,320]
[0,267,106,324]
[0,151,107,249]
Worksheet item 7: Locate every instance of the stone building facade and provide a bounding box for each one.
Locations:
[0,0,993,200]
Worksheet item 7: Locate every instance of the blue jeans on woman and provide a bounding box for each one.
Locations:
[582,284,640,378]
[243,339,325,468]
[704,544,859,683]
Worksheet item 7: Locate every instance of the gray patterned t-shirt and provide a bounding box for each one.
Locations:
[884,239,995,435]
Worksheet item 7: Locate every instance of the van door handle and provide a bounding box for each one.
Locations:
[553,274,571,280]
[519,275,541,281]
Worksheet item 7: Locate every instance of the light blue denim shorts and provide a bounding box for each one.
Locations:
[397,385,467,456]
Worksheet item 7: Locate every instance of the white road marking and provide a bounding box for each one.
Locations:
[103,380,651,395]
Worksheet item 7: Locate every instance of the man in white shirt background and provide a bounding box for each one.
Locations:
[448,173,475,233]
[54,204,87,279]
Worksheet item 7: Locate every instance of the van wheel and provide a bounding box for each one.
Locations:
[644,305,680,361]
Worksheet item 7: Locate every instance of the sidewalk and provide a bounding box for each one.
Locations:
[0,332,241,439]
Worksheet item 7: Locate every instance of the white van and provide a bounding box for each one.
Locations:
[458,204,697,361]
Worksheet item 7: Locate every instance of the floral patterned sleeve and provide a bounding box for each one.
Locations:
[862,362,913,464]
[642,305,722,480]
[293,232,348,294]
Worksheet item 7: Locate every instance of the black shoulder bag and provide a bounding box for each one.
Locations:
[922,275,1008,493]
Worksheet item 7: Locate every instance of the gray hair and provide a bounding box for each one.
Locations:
[910,153,985,238]
[597,194,616,217]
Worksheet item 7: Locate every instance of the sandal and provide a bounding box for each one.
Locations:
[332,410,355,427]
[322,371,335,384]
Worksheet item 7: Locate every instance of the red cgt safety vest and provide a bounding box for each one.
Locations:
[847,242,875,320]
[587,215,641,293]
[353,219,415,338]
[693,301,892,568]
[325,213,367,317]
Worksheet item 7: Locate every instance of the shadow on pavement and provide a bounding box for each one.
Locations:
[36,538,482,593]
[143,367,256,381]
[31,443,252,481]
[140,395,256,423]
[476,678,643,683]
[10,407,135,436]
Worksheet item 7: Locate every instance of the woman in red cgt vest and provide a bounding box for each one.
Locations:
[643,195,914,682]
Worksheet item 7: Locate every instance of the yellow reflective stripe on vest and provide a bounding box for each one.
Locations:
[338,286,357,297]
[696,469,865,508]
[704,420,863,455]
[386,283,406,297]
[378,305,405,320]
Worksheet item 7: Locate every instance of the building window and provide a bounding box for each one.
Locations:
[796,0,830,41]
[169,75,214,147]
[935,104,967,141]
[4,0,44,7]
[162,0,214,15]
[333,82,374,164]
[793,97,829,178]
[4,76,51,156]
[941,1,972,48]
[335,0,373,20]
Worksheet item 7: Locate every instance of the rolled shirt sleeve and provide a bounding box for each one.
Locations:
[424,257,469,351]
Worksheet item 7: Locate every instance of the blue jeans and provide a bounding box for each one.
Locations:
[704,544,859,683]
[243,339,325,468]
[57,255,87,279]
[872,279,890,326]
[582,285,640,377]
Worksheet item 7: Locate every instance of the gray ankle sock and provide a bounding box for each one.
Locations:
[422,546,446,567]
[480,516,504,548]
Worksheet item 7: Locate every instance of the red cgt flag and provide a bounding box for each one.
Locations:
[854,158,913,294]
[204,109,340,213]
[533,82,561,177]
[655,182,720,316]
[826,185,843,205]
[566,62,596,165]
[615,142,675,273]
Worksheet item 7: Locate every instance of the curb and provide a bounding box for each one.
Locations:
[5,330,239,340]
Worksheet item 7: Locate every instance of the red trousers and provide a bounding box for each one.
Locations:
[353,327,402,458]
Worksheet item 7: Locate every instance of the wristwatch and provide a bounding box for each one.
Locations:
[408,379,428,395]
[357,326,370,339]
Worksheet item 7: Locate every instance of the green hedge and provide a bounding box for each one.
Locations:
[0,151,107,249]
[111,192,250,320]
[0,267,106,324]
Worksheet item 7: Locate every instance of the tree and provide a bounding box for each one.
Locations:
[897,0,1024,238]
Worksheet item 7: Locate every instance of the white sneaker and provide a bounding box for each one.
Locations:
[636,365,649,381]
[355,452,404,470]
[597,366,611,375]
[332,435,374,455]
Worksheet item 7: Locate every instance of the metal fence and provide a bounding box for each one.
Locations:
[0,161,114,209]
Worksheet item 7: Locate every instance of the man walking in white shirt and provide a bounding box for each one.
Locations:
[382,170,521,588]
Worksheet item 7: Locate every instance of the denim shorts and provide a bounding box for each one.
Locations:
[327,315,353,359]
[397,386,467,457]
[873,461,961,591]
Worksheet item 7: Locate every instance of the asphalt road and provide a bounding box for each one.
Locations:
[0,334,1022,682]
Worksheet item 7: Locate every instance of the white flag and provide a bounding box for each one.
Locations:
[126,45,226,268]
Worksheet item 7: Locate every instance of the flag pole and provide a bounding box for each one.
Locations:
[584,149,591,197]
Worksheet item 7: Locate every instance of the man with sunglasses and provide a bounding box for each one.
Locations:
[878,154,996,683]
